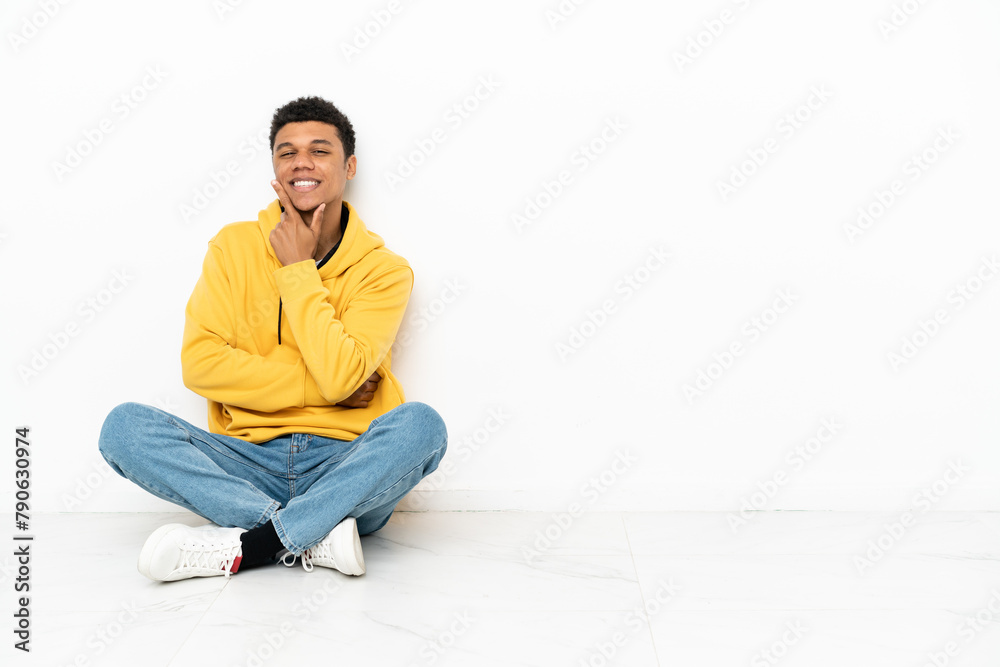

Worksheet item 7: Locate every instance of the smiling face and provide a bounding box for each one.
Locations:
[272,120,356,213]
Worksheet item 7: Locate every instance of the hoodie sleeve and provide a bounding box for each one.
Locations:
[181,241,328,411]
[272,258,413,404]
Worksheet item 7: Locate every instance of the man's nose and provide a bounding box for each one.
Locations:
[292,153,314,169]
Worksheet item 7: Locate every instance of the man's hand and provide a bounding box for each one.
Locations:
[336,370,382,408]
[269,180,323,266]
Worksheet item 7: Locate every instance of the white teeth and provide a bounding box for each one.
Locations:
[293,181,318,187]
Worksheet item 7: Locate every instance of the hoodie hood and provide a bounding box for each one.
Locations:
[257,198,386,344]
[257,198,385,278]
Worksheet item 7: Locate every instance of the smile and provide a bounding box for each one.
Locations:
[291,180,320,192]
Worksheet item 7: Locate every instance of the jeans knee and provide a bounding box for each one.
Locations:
[400,401,448,454]
[98,401,152,462]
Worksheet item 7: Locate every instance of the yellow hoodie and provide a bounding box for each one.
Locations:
[181,199,412,443]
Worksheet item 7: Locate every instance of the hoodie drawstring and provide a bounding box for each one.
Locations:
[273,201,347,347]
[278,202,285,346]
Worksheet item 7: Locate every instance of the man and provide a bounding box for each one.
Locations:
[99,96,447,582]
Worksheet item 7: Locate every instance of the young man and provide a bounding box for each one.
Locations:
[98,96,447,582]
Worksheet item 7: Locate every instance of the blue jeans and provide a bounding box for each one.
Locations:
[98,401,447,555]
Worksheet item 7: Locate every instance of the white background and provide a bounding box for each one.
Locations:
[2,0,998,514]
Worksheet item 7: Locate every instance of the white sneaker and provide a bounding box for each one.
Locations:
[282,516,365,576]
[138,523,245,581]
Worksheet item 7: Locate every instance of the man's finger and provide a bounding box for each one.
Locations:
[270,179,290,208]
[309,203,325,235]
[270,180,302,225]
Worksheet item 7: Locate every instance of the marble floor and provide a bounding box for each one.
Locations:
[9,511,1000,666]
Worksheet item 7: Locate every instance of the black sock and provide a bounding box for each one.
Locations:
[238,521,285,570]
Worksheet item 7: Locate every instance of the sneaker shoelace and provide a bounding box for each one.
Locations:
[281,551,309,572]
[281,541,335,573]
[179,539,242,578]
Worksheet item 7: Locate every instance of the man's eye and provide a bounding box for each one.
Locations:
[314,150,328,155]
[281,152,294,157]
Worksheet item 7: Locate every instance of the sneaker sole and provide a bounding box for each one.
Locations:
[137,523,185,581]
[335,517,365,576]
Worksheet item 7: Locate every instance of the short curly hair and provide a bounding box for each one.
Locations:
[269,96,355,160]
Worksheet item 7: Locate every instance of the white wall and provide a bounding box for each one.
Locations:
[2,0,998,514]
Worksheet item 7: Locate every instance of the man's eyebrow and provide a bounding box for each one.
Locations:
[274,139,335,151]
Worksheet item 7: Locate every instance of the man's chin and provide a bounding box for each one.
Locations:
[290,195,323,213]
